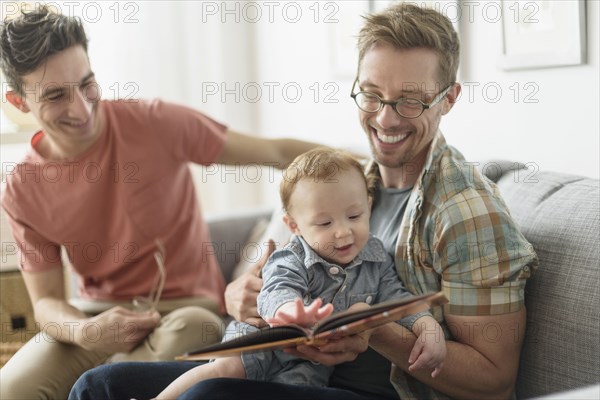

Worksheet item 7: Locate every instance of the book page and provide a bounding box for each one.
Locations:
[177,291,448,360]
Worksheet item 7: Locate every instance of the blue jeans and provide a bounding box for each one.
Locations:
[68,361,385,400]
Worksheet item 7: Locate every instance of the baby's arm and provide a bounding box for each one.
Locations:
[265,297,333,328]
[407,315,446,378]
[259,243,333,327]
[154,357,245,399]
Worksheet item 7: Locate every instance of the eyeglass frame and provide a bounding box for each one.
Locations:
[350,79,455,119]
[132,239,166,312]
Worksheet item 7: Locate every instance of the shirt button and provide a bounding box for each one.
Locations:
[329,267,339,275]
[366,295,373,304]
[523,266,530,272]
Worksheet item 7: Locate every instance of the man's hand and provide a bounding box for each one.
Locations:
[224,239,275,327]
[283,302,371,366]
[285,332,371,366]
[23,268,159,353]
[75,306,160,353]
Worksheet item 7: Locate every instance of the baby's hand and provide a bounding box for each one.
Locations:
[408,321,446,378]
[265,298,333,328]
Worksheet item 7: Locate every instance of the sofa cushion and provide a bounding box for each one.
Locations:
[229,204,292,281]
[496,171,600,399]
[206,208,273,283]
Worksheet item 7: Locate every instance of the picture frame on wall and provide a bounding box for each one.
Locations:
[500,0,587,71]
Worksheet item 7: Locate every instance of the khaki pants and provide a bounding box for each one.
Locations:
[0,298,224,399]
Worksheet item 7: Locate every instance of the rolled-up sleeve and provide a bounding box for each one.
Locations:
[432,187,538,315]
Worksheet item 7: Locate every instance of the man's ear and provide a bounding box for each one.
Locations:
[282,214,300,235]
[441,83,461,115]
[6,91,30,113]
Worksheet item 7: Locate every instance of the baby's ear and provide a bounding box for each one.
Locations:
[282,214,300,235]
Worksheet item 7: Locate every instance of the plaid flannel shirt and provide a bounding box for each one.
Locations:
[367,131,538,399]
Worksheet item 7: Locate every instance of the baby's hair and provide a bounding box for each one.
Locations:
[280,147,375,212]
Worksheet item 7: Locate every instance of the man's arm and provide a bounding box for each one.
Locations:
[217,130,324,167]
[288,309,525,399]
[369,309,526,400]
[22,267,160,353]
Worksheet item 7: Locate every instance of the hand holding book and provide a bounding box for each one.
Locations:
[177,291,448,361]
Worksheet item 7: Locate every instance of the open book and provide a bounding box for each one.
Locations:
[177,291,448,361]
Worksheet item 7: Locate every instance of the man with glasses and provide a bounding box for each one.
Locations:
[70,3,537,399]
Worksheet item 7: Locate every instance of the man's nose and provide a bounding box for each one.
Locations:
[67,88,93,119]
[375,103,402,129]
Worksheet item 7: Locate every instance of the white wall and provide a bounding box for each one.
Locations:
[444,0,599,178]
[80,1,267,213]
[2,1,598,215]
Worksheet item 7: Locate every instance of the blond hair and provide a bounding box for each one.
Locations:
[280,148,374,213]
[357,2,459,86]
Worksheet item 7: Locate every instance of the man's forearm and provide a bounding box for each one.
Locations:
[34,297,88,345]
[271,138,328,168]
[370,322,517,400]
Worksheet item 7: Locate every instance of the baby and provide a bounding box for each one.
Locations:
[156,148,445,399]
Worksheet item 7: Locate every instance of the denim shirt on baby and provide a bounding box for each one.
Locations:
[257,234,430,329]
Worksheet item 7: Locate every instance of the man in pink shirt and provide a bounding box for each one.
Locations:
[0,5,317,399]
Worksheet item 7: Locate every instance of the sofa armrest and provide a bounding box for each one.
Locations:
[478,160,526,183]
[497,171,600,398]
[206,208,273,284]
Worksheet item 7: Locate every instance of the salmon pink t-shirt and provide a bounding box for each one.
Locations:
[2,99,227,311]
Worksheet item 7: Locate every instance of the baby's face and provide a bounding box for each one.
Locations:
[286,168,371,266]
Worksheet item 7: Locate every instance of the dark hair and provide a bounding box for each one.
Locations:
[0,4,88,95]
[357,2,460,86]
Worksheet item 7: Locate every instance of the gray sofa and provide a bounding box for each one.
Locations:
[206,164,600,399]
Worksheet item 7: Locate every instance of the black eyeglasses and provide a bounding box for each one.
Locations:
[350,79,454,119]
